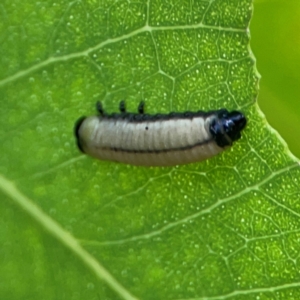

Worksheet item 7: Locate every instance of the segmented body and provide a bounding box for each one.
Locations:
[74,101,247,167]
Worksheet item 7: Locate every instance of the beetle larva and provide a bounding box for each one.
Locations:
[74,101,247,166]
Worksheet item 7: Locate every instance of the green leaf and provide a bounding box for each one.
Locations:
[251,0,300,158]
[1,1,299,299]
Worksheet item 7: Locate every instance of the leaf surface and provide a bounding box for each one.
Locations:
[1,0,299,299]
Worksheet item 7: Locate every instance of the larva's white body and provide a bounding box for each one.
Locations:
[77,115,225,166]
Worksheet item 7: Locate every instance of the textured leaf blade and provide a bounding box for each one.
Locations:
[1,1,300,299]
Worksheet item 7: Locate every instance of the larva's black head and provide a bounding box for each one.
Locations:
[210,110,247,148]
[74,116,86,153]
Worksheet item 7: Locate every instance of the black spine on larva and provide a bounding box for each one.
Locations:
[210,110,247,147]
[95,101,223,122]
[138,101,145,114]
[99,110,218,123]
[74,116,87,153]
